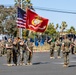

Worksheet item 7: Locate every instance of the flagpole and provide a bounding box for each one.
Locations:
[19,0,23,38]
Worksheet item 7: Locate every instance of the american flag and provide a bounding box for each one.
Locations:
[16,7,26,28]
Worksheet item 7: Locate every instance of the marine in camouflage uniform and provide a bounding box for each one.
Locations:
[26,38,33,65]
[6,38,13,66]
[18,39,26,65]
[13,38,18,66]
[55,38,61,58]
[0,40,5,56]
[0,40,4,56]
[2,40,7,55]
[48,38,55,59]
[70,39,74,54]
[62,36,71,67]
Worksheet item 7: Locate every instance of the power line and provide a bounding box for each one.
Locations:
[34,7,76,15]
[1,4,76,14]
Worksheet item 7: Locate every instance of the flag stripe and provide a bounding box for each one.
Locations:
[16,7,26,28]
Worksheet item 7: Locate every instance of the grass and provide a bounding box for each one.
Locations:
[33,43,50,52]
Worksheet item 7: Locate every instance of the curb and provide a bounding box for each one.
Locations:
[33,50,49,52]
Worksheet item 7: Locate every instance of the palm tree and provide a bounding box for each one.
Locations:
[67,26,75,34]
[60,21,67,32]
[14,0,34,10]
[55,23,59,30]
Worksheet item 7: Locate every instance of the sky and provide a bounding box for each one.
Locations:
[0,0,76,29]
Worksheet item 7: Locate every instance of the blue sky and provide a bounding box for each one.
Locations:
[0,0,76,29]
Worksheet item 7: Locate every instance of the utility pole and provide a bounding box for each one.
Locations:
[19,0,22,39]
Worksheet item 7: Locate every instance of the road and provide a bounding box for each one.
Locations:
[0,52,76,75]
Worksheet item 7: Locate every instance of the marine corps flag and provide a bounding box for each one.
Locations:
[26,9,49,33]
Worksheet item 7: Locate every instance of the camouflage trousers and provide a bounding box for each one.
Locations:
[50,48,54,57]
[19,49,24,64]
[0,49,2,56]
[74,46,76,54]
[25,51,33,64]
[13,49,18,65]
[63,52,69,65]
[71,46,74,54]
[57,48,61,56]
[7,49,13,64]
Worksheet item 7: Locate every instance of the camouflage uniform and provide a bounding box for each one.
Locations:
[1,40,7,55]
[6,40,13,65]
[18,40,26,65]
[55,38,61,58]
[74,40,76,54]
[50,39,55,59]
[0,40,5,55]
[13,42,18,65]
[74,46,76,54]
[0,41,4,56]
[70,41,74,54]
[26,40,33,65]
[62,37,71,67]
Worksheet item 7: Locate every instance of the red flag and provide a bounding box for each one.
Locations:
[26,9,49,33]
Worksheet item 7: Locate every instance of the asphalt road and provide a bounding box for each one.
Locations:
[0,52,76,75]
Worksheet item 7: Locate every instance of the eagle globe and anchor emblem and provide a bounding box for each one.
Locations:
[31,16,43,26]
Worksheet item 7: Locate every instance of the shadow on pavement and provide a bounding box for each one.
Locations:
[33,62,50,65]
[69,65,76,67]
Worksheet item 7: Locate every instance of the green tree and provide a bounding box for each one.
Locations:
[0,5,18,36]
[55,23,59,30]
[67,26,75,34]
[45,23,56,35]
[14,0,34,10]
[60,21,67,32]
